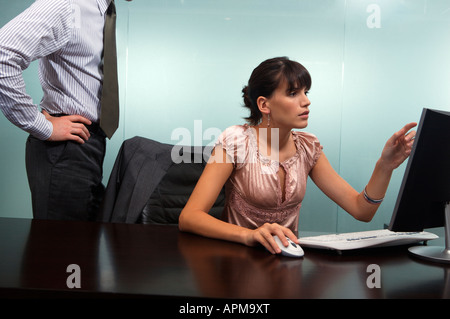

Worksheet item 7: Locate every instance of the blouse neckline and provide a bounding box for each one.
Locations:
[244,124,301,169]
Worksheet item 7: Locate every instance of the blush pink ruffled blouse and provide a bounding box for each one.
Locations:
[216,124,322,233]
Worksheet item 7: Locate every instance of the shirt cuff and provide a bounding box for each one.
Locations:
[28,112,53,140]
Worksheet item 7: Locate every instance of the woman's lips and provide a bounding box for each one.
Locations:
[299,111,309,118]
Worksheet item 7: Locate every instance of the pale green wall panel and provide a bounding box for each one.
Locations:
[337,0,450,232]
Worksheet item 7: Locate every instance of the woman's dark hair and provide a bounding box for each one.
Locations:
[242,57,312,125]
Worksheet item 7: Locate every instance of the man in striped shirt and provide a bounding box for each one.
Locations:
[0,0,132,221]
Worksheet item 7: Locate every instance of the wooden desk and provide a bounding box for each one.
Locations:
[0,217,448,301]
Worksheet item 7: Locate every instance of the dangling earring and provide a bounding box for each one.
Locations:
[267,113,270,127]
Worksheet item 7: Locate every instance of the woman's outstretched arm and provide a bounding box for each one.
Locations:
[309,122,417,222]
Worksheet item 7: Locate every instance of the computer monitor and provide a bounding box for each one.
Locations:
[389,108,450,264]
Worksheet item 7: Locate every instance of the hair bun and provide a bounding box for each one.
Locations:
[242,86,252,108]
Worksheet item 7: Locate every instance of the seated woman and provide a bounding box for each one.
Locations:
[178,57,416,255]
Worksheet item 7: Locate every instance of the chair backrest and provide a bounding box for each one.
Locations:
[137,145,225,224]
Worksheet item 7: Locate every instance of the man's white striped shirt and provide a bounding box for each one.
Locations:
[0,0,110,140]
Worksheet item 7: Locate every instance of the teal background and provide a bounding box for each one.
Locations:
[1,0,449,234]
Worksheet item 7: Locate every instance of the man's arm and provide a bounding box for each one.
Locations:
[0,0,72,140]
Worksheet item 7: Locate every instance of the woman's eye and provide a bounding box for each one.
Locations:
[289,89,309,97]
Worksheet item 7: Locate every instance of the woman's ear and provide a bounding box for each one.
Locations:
[257,96,270,115]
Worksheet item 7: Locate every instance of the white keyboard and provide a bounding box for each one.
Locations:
[299,229,438,252]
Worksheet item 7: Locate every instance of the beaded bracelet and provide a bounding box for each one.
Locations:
[363,186,384,205]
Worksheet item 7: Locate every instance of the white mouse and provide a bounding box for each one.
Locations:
[273,235,304,258]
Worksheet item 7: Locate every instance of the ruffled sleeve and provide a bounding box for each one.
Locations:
[215,125,250,169]
[293,131,323,171]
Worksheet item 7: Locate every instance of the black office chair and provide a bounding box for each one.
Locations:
[138,145,225,224]
[99,136,225,224]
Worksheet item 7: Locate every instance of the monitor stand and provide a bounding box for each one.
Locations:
[408,202,450,264]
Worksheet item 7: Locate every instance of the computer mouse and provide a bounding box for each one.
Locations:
[273,235,304,258]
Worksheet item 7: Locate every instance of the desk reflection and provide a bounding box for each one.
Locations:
[177,231,384,299]
[177,231,450,299]
[19,219,101,292]
[2,219,447,299]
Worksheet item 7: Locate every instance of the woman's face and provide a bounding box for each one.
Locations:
[265,79,311,130]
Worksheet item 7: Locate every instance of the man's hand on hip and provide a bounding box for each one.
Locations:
[43,110,92,144]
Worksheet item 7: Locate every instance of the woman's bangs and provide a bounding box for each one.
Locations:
[283,62,312,92]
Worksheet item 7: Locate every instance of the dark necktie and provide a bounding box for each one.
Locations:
[100,0,119,139]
